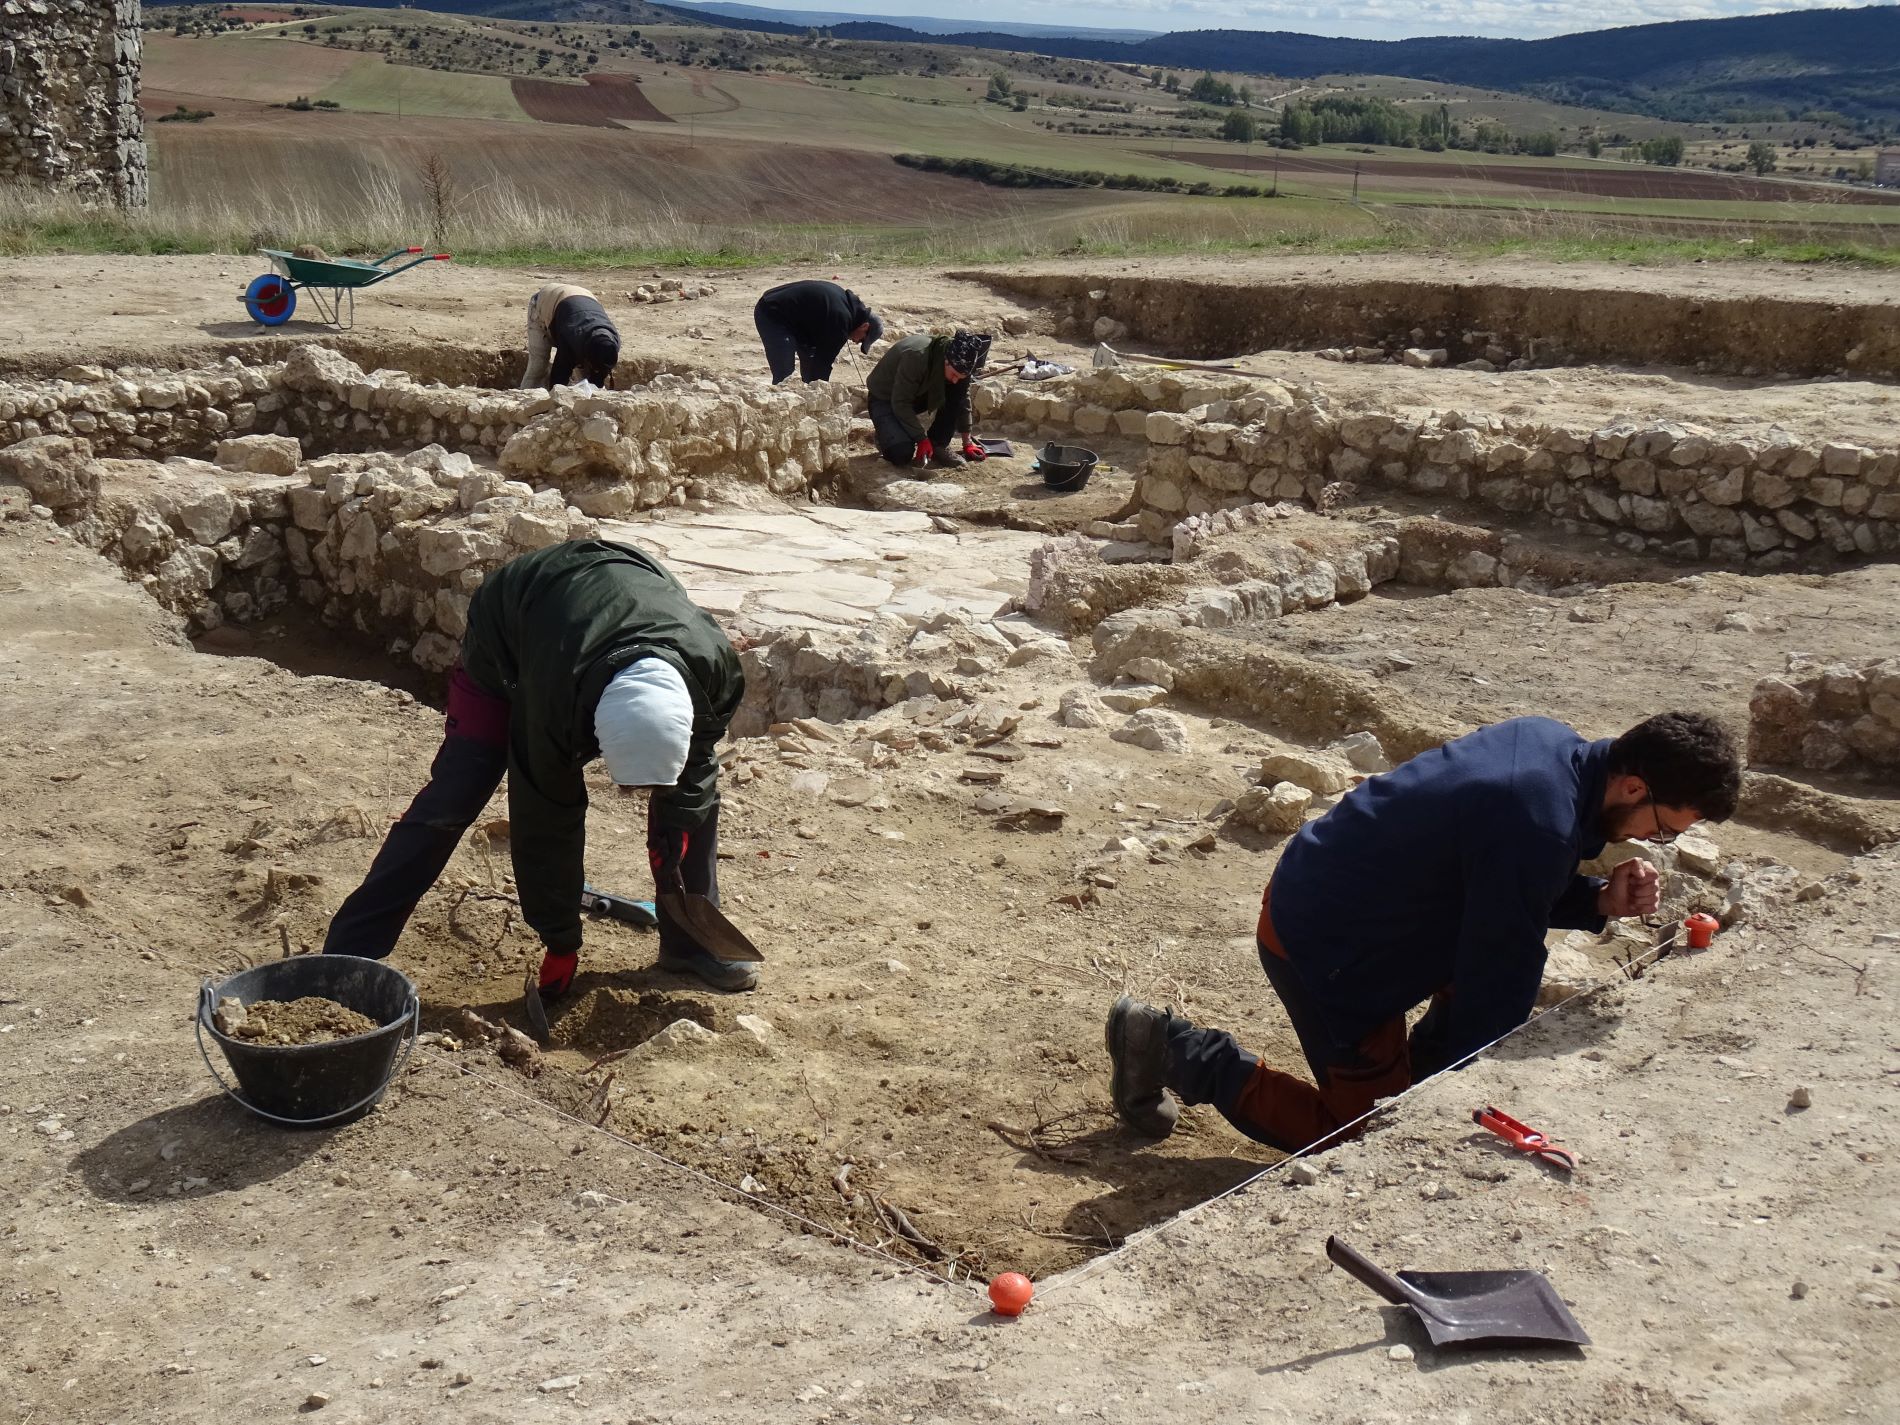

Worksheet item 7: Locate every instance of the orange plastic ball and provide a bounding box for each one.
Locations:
[988,1271,1034,1316]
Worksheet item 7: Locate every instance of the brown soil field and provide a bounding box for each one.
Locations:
[141,103,1025,225]
[512,72,673,128]
[141,31,363,105]
[1163,150,1900,206]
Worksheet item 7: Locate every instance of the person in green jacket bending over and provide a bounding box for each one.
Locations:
[866,328,991,469]
[321,540,755,993]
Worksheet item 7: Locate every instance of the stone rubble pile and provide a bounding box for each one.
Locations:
[976,367,1900,564]
[1749,655,1900,778]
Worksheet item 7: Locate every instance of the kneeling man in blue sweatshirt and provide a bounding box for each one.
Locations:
[1106,712,1741,1151]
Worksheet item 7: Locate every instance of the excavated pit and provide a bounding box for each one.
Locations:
[9,302,1900,1279]
[957,270,1900,380]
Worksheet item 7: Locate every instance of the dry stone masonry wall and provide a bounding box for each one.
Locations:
[1749,656,1900,781]
[977,367,1900,567]
[1,0,146,205]
[0,351,858,676]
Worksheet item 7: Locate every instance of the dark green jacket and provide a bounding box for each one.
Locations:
[866,332,970,440]
[461,540,743,952]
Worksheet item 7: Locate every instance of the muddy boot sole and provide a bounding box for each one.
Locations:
[1105,995,1180,1138]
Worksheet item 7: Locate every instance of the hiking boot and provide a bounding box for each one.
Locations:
[658,945,760,993]
[1105,995,1180,1138]
[929,447,967,470]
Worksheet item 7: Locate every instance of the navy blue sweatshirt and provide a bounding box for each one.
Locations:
[1268,717,1611,1071]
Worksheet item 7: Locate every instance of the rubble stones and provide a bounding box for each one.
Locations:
[0,434,99,510]
[1750,657,1900,777]
[1232,782,1313,834]
[1110,709,1189,754]
[1,0,147,207]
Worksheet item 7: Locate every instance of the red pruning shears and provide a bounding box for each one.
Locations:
[1473,1105,1576,1172]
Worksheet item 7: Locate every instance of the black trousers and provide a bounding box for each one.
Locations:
[323,668,721,959]
[755,306,836,385]
[869,385,966,466]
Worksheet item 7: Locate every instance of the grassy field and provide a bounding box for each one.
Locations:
[48,6,1895,274]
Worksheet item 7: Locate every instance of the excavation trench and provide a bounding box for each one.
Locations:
[11,332,1900,1275]
[957,270,1900,380]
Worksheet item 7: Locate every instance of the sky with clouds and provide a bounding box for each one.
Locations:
[748,0,1873,41]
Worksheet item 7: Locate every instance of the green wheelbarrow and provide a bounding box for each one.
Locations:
[241,245,451,330]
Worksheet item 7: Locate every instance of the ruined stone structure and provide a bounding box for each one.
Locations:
[1879,149,1900,186]
[0,0,147,205]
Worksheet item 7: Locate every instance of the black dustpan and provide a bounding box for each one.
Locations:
[1326,1236,1590,1348]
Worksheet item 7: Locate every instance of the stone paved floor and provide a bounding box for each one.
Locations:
[601,499,1045,638]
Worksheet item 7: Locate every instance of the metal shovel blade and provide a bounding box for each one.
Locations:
[1326,1235,1590,1349]
[655,891,765,964]
[522,969,550,1041]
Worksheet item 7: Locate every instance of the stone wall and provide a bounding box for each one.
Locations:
[977,367,1900,566]
[1,0,146,205]
[0,348,857,512]
[1749,656,1900,779]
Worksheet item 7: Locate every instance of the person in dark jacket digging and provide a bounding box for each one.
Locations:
[321,539,755,993]
[865,328,991,469]
[1105,712,1741,1151]
[753,280,883,385]
[520,282,622,390]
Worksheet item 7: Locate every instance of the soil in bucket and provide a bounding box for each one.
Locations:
[214,995,377,1046]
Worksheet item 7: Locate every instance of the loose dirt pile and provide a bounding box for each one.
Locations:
[215,995,378,1045]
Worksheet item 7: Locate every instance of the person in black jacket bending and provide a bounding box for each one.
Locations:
[753,280,883,384]
[1105,712,1741,1152]
[321,540,754,993]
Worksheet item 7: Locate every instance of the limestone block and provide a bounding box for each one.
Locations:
[173,488,237,546]
[507,508,568,551]
[1145,412,1192,445]
[412,632,460,673]
[214,434,301,477]
[1110,709,1189,754]
[0,434,98,510]
[1260,749,1353,795]
[230,526,280,570]
[416,525,507,576]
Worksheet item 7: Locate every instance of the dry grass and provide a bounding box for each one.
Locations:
[5,179,1898,270]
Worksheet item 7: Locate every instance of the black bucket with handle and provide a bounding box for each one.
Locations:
[196,955,420,1130]
[1038,443,1098,492]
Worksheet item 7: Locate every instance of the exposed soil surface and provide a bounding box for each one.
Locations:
[512,73,672,127]
[221,995,380,1045]
[4,254,1898,1424]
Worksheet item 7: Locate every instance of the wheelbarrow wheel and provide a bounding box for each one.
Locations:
[243,273,296,326]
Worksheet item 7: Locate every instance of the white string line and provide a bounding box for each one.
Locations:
[419,922,1692,1304]
[426,1049,987,1298]
[1037,921,1696,1299]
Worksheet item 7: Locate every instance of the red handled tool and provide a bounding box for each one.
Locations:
[1473,1105,1576,1172]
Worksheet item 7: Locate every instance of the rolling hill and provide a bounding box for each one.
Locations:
[679,3,1900,126]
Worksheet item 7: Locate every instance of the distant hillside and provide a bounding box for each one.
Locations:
[817,5,1900,126]
[663,1,1159,42]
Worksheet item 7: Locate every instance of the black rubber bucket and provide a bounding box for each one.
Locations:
[196,956,420,1130]
[1039,443,1098,492]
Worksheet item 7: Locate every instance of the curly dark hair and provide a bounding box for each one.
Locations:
[1607,712,1742,821]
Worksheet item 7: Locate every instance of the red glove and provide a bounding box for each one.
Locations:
[962,438,987,462]
[915,437,934,464]
[538,949,578,997]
